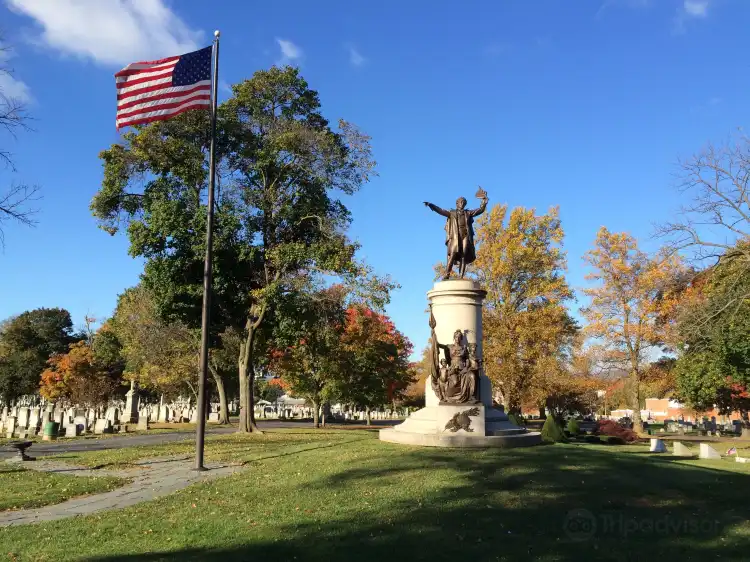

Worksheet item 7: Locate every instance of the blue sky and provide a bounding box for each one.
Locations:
[0,0,748,356]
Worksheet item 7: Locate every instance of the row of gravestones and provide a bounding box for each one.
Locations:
[651,438,750,462]
[0,404,126,439]
[664,418,746,436]
[259,407,408,420]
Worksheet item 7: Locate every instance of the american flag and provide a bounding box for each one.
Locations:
[115,46,212,129]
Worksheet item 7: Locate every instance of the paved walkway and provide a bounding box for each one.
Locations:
[0,456,245,527]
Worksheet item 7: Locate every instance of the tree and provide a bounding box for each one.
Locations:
[402,344,431,407]
[111,285,200,400]
[471,204,576,414]
[641,357,676,399]
[661,134,750,269]
[337,304,413,422]
[92,66,384,433]
[0,308,76,403]
[255,377,285,403]
[675,249,750,422]
[207,328,242,424]
[0,37,39,244]
[542,340,602,420]
[582,228,686,432]
[39,340,122,407]
[270,286,349,427]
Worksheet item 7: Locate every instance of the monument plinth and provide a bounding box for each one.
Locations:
[379,280,541,448]
[381,187,540,448]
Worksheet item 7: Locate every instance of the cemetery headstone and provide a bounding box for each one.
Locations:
[672,441,694,457]
[74,415,88,433]
[5,416,16,438]
[123,386,139,423]
[94,418,112,435]
[27,408,41,436]
[649,438,667,453]
[699,443,722,460]
[17,407,30,431]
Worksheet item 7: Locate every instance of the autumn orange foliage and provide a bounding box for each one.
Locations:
[582,227,688,432]
[40,341,119,406]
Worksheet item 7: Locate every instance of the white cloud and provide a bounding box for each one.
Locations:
[673,0,711,34]
[0,71,31,103]
[683,0,709,17]
[348,46,365,67]
[275,38,302,65]
[5,0,203,66]
[0,43,31,103]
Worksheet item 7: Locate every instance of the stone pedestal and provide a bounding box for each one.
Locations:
[380,279,541,449]
[124,383,139,423]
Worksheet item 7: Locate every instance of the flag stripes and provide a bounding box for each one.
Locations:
[115,47,211,129]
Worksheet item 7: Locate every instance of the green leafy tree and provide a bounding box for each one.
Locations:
[270,285,349,427]
[92,66,384,433]
[111,285,200,401]
[0,308,76,402]
[675,250,750,421]
[336,305,413,423]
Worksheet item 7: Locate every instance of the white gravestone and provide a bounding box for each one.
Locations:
[672,441,694,457]
[27,408,41,435]
[16,407,30,430]
[5,416,16,438]
[94,419,112,434]
[699,443,722,460]
[649,438,667,453]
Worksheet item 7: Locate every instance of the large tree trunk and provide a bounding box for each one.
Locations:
[366,406,371,426]
[247,359,262,433]
[630,370,643,433]
[238,361,249,432]
[209,365,229,425]
[312,400,320,428]
[237,318,264,434]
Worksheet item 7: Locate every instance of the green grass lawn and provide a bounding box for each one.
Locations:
[48,430,367,468]
[1,429,749,561]
[0,465,125,512]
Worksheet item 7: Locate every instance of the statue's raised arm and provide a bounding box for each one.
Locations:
[423,201,450,217]
[469,187,489,217]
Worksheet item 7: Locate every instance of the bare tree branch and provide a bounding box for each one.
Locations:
[0,36,38,245]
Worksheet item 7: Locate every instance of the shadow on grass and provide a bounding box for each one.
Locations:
[80,443,750,562]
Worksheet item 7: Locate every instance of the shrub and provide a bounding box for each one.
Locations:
[541,414,566,443]
[508,413,526,427]
[596,419,638,443]
[566,418,581,435]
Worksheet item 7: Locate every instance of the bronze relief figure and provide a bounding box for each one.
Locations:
[424,187,488,279]
[428,308,481,405]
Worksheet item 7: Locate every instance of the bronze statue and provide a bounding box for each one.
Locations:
[428,308,481,405]
[444,407,481,432]
[424,187,489,279]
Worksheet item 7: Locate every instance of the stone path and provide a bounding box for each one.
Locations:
[0,456,246,527]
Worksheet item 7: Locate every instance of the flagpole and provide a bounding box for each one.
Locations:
[195,30,220,471]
